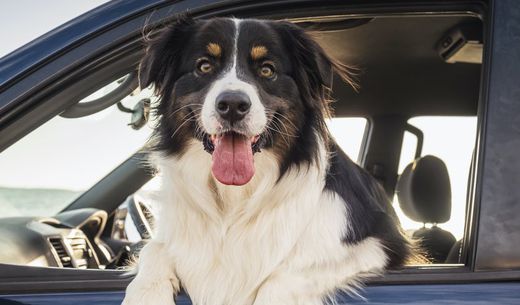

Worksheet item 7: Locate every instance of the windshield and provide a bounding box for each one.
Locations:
[0,0,109,58]
[0,84,154,218]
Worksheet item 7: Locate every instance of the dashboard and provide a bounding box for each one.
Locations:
[0,208,116,269]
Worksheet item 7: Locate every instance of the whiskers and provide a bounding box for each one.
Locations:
[264,110,299,147]
[170,105,203,140]
[167,106,300,152]
[168,103,202,119]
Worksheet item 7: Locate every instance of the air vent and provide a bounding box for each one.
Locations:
[69,237,90,269]
[49,238,72,268]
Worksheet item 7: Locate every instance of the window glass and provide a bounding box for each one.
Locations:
[398,130,418,174]
[393,116,477,241]
[327,117,367,163]
[0,88,154,218]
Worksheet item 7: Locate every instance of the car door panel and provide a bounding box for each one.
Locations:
[2,283,520,305]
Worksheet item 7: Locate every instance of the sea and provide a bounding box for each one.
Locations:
[0,187,82,218]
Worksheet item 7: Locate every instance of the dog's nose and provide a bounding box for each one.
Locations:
[215,91,251,123]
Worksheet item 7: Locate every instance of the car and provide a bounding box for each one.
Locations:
[0,0,519,304]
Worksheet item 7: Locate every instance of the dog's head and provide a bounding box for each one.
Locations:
[141,17,354,186]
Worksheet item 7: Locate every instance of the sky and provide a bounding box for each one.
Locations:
[0,0,110,58]
[0,2,476,241]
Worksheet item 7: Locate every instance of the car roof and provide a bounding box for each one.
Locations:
[320,15,482,117]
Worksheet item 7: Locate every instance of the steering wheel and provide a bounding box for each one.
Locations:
[126,195,155,240]
[106,196,153,269]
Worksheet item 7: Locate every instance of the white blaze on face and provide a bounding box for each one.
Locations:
[201,19,267,137]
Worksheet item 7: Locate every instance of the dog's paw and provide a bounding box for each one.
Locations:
[122,280,176,305]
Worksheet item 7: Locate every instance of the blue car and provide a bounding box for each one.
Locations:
[0,0,519,304]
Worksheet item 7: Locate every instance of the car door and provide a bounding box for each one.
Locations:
[0,1,519,304]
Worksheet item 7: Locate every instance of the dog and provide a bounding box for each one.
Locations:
[122,16,413,305]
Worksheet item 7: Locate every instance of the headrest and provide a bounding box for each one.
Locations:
[396,155,452,223]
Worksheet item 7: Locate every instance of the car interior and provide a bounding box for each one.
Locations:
[0,12,482,273]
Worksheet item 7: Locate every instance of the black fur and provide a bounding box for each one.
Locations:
[271,21,332,177]
[325,141,412,267]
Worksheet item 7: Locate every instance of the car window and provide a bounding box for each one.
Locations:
[394,116,477,242]
[327,117,367,163]
[0,85,154,218]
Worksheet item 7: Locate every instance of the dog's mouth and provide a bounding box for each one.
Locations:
[202,132,265,186]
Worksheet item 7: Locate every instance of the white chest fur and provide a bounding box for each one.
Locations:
[147,140,386,305]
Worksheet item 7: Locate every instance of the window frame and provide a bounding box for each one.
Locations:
[392,116,478,246]
[1,0,519,295]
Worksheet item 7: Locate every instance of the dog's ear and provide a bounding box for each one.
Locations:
[139,15,195,95]
[274,21,358,116]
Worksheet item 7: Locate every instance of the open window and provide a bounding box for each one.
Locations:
[311,11,483,269]
[0,0,502,298]
[394,117,478,265]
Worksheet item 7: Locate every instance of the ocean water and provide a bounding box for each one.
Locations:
[0,187,82,218]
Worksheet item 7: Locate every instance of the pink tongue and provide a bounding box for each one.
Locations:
[212,133,255,186]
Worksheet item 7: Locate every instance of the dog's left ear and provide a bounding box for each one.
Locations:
[139,15,195,95]
[274,21,357,115]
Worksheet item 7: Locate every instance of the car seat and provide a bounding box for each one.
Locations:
[396,155,456,263]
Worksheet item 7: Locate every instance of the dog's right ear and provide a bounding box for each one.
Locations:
[139,15,194,95]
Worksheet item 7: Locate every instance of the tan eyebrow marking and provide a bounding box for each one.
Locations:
[251,45,268,60]
[207,43,222,57]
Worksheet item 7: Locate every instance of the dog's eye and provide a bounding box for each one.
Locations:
[259,62,275,79]
[196,58,213,74]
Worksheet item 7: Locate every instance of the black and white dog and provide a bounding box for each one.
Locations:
[123,17,413,305]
